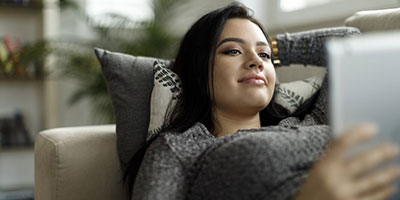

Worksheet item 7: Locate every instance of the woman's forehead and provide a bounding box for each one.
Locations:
[218,18,267,43]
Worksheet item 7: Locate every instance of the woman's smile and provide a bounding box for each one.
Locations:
[238,73,267,85]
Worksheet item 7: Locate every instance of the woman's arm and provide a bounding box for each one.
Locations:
[275,27,361,67]
[131,136,187,200]
[301,75,329,125]
[295,124,400,200]
[274,27,361,126]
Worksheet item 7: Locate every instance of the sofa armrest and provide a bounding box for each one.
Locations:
[34,125,128,200]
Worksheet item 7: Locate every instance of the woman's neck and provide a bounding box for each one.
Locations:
[213,109,261,137]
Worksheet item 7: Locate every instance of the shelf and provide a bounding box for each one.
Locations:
[0,0,44,8]
[0,189,34,200]
[0,2,43,9]
[0,77,44,82]
[0,146,33,153]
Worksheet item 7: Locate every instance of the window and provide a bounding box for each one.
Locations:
[85,0,153,27]
[280,0,341,12]
[266,0,399,30]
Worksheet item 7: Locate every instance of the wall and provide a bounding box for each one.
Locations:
[166,0,235,36]
[54,0,98,128]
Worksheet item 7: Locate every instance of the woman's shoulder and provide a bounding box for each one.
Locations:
[149,122,217,166]
[159,122,215,142]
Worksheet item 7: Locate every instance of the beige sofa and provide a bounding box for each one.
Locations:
[34,8,400,200]
[35,125,127,200]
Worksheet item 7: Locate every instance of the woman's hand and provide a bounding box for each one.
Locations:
[295,123,400,200]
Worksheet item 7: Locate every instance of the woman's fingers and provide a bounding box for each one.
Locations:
[329,123,378,159]
[355,166,400,195]
[359,185,397,200]
[347,144,399,177]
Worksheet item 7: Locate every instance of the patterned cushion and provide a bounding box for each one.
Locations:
[146,60,325,139]
[274,74,325,114]
[148,60,181,140]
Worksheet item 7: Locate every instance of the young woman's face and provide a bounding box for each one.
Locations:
[211,18,276,116]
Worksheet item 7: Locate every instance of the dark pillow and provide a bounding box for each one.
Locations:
[94,48,171,169]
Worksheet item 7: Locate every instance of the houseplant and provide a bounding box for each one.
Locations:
[57,0,187,123]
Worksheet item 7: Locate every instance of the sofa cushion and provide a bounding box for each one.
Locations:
[345,8,400,32]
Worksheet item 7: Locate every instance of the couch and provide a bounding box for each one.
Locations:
[34,8,400,200]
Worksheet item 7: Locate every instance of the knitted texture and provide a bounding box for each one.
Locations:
[131,27,361,200]
[276,27,360,66]
[133,77,330,200]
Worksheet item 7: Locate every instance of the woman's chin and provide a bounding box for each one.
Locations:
[245,93,272,106]
[242,98,271,112]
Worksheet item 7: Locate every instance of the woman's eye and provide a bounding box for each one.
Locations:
[258,52,271,59]
[223,49,241,55]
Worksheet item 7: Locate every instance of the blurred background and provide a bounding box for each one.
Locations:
[0,0,398,199]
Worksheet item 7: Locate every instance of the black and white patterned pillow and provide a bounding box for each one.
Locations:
[147,60,324,140]
[274,74,325,114]
[147,60,181,140]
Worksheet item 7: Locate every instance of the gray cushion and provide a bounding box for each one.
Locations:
[94,48,171,169]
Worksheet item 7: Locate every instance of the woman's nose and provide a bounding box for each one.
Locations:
[247,55,264,71]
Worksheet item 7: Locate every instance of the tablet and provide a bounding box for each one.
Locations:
[328,31,400,199]
[328,31,400,140]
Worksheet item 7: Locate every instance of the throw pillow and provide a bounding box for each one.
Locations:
[147,60,181,140]
[274,73,326,114]
[94,48,171,170]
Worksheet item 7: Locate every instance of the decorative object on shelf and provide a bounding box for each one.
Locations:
[0,36,50,80]
[0,110,32,148]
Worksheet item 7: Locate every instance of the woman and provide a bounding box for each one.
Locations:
[125,3,400,200]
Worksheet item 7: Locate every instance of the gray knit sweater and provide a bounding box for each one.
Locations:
[131,27,361,200]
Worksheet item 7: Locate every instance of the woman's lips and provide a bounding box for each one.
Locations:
[238,73,267,85]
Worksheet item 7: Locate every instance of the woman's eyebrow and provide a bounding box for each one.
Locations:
[217,37,270,48]
[256,41,269,47]
[217,38,244,47]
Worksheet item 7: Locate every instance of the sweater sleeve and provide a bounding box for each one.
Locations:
[302,74,329,125]
[275,27,361,67]
[275,27,361,126]
[131,136,187,200]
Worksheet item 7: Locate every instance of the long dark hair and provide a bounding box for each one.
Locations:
[124,2,316,197]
